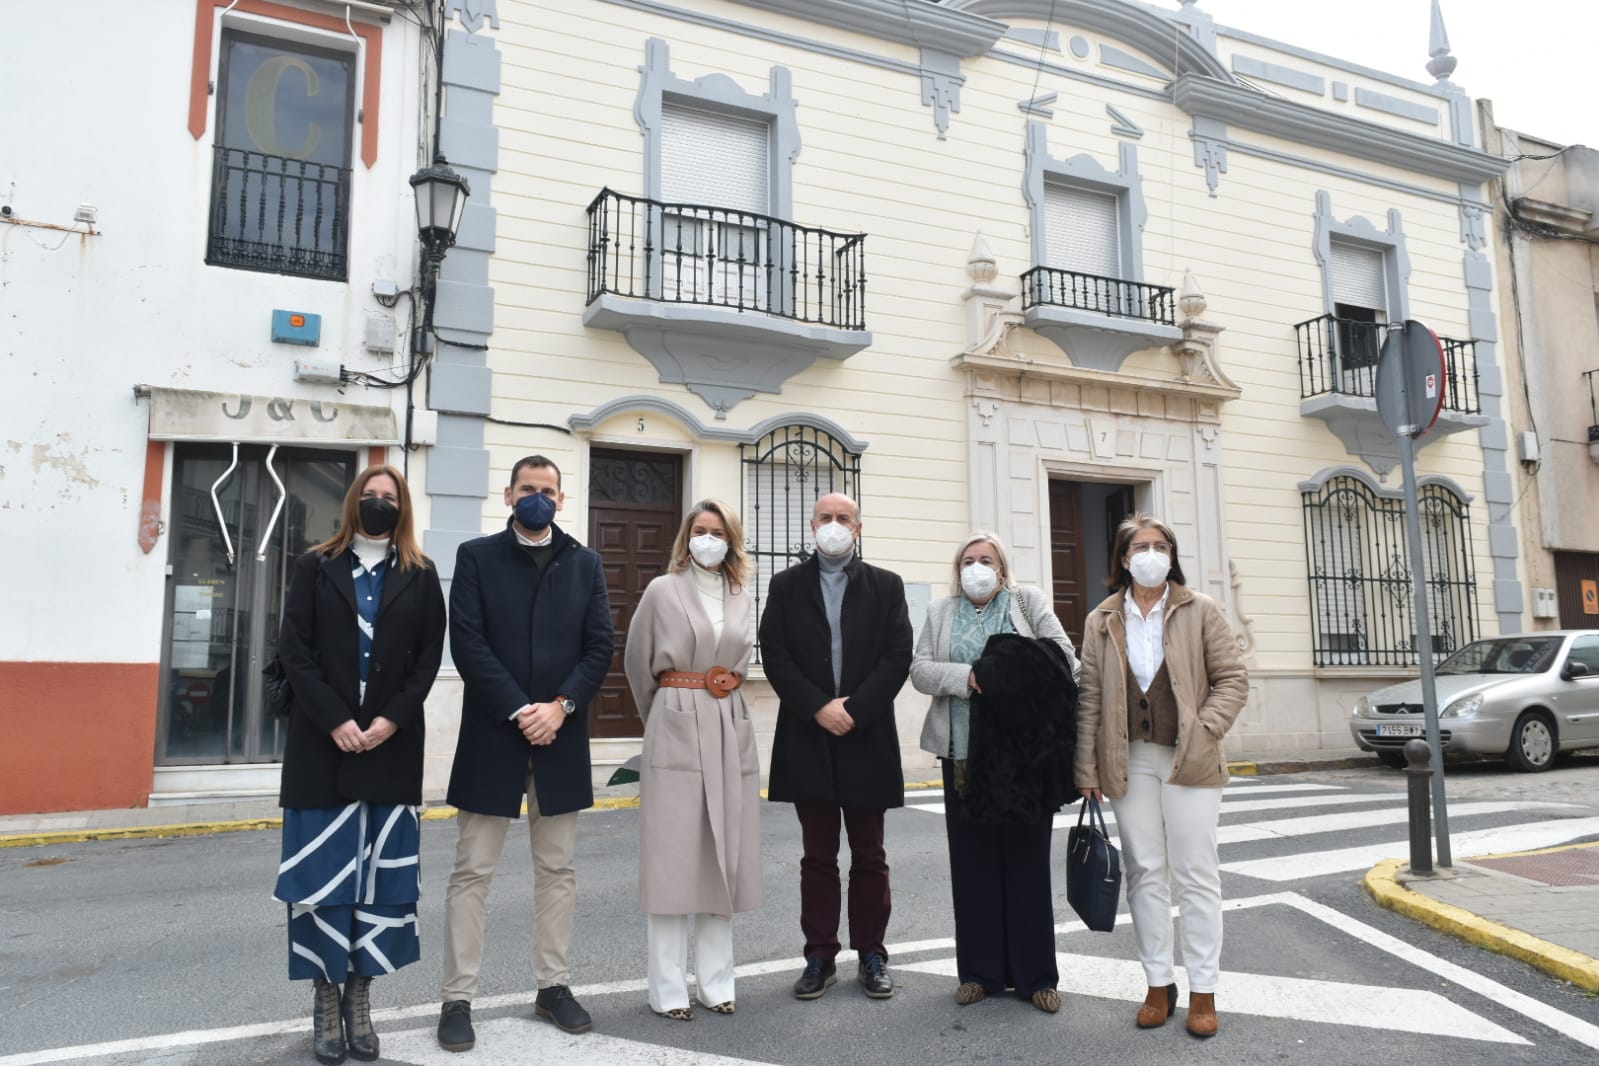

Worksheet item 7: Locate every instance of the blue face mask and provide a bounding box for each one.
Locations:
[515,491,557,531]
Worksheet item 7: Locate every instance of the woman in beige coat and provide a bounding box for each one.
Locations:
[624,499,761,1021]
[1075,514,1248,1040]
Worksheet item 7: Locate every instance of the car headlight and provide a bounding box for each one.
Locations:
[1441,694,1483,718]
[1351,696,1371,719]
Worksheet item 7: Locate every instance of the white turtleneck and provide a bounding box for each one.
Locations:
[353,532,391,573]
[693,563,725,641]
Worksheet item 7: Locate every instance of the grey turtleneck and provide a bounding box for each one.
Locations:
[817,548,852,693]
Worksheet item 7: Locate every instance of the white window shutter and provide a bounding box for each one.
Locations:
[1331,241,1387,311]
[660,103,769,216]
[1044,184,1120,277]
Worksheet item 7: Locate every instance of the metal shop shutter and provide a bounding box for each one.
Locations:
[1044,183,1120,278]
[660,102,769,216]
[1331,240,1387,311]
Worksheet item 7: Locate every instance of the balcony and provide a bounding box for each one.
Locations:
[583,188,872,417]
[206,146,350,281]
[1294,313,1488,474]
[1019,266,1182,371]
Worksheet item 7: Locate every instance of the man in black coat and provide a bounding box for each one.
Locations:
[760,492,913,1002]
[437,456,613,1051]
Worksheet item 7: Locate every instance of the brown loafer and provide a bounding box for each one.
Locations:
[1030,988,1061,1013]
[956,981,987,1005]
[1186,991,1218,1038]
[1136,983,1177,1028]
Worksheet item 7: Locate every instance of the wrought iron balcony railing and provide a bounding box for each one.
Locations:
[1019,266,1176,326]
[206,146,351,281]
[585,188,867,330]
[1294,314,1481,415]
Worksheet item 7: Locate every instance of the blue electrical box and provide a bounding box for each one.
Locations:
[271,309,322,346]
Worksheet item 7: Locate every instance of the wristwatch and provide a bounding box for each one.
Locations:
[558,697,577,716]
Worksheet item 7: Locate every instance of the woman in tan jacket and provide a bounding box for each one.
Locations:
[1075,514,1248,1039]
[624,499,761,1021]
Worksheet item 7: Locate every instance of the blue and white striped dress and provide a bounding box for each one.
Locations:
[274,548,422,981]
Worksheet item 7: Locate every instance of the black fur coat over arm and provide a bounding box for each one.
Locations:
[964,634,1080,825]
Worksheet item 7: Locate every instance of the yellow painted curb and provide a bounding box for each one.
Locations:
[1364,857,1599,993]
[1227,761,1260,776]
[0,819,285,849]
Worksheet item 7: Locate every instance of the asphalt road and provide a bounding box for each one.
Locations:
[3,757,1598,1066]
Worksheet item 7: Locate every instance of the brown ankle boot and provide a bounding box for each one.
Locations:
[1187,991,1218,1038]
[1135,983,1176,1028]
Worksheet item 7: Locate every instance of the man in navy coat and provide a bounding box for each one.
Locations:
[437,456,613,1051]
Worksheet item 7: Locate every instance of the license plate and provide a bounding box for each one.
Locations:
[1376,723,1423,737]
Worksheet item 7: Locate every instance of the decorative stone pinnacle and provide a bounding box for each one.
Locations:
[967,232,997,285]
[1426,0,1458,81]
[1178,269,1207,318]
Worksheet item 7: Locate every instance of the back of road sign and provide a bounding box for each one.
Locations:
[1376,320,1446,438]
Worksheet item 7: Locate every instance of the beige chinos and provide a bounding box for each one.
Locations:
[441,766,577,1000]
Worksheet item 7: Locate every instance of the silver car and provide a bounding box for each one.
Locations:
[1349,630,1599,772]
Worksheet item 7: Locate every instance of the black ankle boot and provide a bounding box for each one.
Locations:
[341,974,379,1061]
[312,977,346,1065]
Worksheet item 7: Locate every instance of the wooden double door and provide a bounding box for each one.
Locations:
[587,449,684,739]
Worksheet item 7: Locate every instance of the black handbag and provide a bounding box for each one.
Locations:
[1065,796,1122,932]
[262,655,293,718]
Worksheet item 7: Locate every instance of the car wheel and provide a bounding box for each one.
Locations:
[1505,711,1556,773]
[1377,750,1407,769]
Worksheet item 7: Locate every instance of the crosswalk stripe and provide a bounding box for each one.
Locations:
[1214,800,1580,845]
[896,952,1527,1044]
[1221,816,1599,881]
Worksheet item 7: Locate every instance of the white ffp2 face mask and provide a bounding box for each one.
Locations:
[1128,550,1171,589]
[960,562,999,601]
[689,533,728,569]
[814,520,855,557]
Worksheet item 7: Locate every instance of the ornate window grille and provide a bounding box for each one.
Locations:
[740,424,862,661]
[1302,475,1478,667]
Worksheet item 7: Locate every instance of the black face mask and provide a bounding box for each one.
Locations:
[359,497,399,537]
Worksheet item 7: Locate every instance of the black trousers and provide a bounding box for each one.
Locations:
[941,759,1059,996]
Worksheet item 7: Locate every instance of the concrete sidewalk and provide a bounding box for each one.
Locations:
[5,746,1596,994]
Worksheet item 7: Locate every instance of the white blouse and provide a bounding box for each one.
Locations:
[1123,584,1170,693]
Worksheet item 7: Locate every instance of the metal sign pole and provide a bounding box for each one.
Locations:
[1396,429,1453,868]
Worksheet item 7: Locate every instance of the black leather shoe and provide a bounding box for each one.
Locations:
[312,977,346,1065]
[341,975,379,1061]
[793,957,837,1000]
[535,984,593,1034]
[437,1000,475,1053]
[857,953,893,999]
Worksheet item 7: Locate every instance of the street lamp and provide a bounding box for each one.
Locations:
[408,155,471,354]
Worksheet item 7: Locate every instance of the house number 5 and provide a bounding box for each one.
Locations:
[637,418,646,433]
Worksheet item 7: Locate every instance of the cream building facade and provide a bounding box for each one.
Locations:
[415,0,1518,788]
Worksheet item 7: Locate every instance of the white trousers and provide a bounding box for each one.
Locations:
[646,913,735,1012]
[1107,741,1225,992]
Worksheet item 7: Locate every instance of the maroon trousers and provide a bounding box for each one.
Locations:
[794,803,891,961]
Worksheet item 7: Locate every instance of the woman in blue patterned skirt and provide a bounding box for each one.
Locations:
[276,465,446,1064]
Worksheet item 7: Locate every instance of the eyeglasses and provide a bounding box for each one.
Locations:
[1128,542,1171,555]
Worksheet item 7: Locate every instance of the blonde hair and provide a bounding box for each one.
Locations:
[668,498,752,588]
[313,464,428,571]
[948,530,1019,596]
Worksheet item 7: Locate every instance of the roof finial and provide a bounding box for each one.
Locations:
[1426,0,1457,81]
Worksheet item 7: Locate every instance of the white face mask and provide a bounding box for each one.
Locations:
[960,562,999,601]
[1128,550,1171,589]
[813,520,856,558]
[689,533,728,570]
